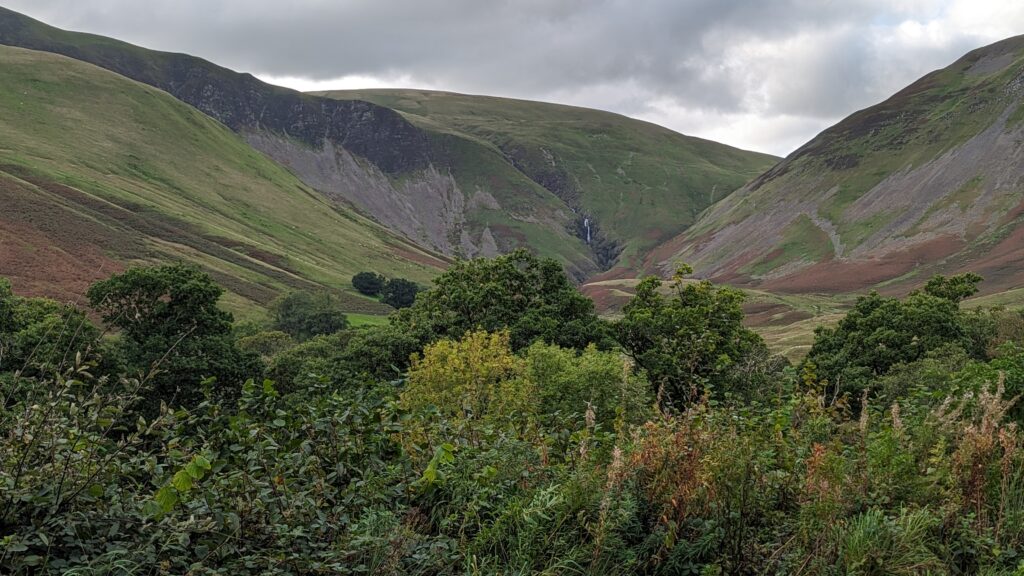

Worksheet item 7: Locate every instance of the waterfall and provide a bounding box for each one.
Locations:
[584,217,591,244]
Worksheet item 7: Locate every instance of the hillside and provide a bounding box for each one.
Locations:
[0,45,444,314]
[315,89,777,272]
[0,7,776,279]
[655,35,1024,296]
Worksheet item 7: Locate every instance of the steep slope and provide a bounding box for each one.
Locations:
[0,7,777,279]
[658,35,1024,295]
[0,9,595,278]
[0,45,444,313]
[316,89,778,272]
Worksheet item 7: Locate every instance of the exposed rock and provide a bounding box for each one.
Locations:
[244,131,473,256]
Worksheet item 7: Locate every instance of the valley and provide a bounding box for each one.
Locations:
[3,8,1024,349]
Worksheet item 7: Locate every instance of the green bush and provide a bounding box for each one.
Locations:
[351,271,386,296]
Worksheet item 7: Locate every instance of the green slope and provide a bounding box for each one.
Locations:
[662,35,1024,295]
[0,7,776,281]
[315,89,778,272]
[0,45,444,315]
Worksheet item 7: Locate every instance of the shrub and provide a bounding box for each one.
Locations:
[351,271,387,296]
[380,278,421,309]
[270,290,349,341]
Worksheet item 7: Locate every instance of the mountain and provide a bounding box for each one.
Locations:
[0,44,444,315]
[313,89,777,273]
[0,7,776,280]
[654,35,1024,296]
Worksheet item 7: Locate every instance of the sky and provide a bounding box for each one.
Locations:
[5,1,1024,156]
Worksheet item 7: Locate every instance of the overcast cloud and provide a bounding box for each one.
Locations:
[5,0,1024,155]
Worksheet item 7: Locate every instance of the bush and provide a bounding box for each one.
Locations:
[351,272,387,296]
[270,290,349,341]
[380,278,421,309]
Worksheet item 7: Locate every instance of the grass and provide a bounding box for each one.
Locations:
[744,215,834,276]
[0,46,443,311]
[316,89,778,271]
[347,313,391,328]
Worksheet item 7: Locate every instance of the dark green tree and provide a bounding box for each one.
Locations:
[804,274,990,404]
[87,265,260,411]
[351,272,387,296]
[920,272,982,303]
[380,278,421,310]
[392,249,612,351]
[615,266,766,408]
[270,290,349,341]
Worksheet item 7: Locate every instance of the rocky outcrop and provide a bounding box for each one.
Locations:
[244,131,478,256]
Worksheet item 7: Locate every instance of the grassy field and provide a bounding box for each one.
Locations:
[0,46,444,312]
[316,89,777,271]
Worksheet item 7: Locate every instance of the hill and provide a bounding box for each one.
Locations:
[0,44,444,315]
[314,89,777,273]
[0,7,776,279]
[655,35,1024,296]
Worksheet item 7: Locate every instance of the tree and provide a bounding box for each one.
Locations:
[392,249,612,351]
[87,265,260,411]
[615,266,766,408]
[380,278,421,309]
[270,290,349,341]
[351,272,387,296]
[920,272,982,303]
[804,274,990,404]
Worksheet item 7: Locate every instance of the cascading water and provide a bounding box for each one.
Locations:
[584,217,591,244]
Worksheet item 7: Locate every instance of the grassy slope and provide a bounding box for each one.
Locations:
[0,46,444,314]
[316,89,778,270]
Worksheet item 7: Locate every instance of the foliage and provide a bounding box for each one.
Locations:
[3,265,1024,574]
[236,330,295,361]
[351,271,387,296]
[400,331,534,450]
[0,285,107,383]
[393,249,613,351]
[523,341,651,432]
[380,277,421,309]
[805,274,989,405]
[616,266,770,408]
[922,272,983,303]
[266,325,421,391]
[269,290,349,341]
[86,265,260,411]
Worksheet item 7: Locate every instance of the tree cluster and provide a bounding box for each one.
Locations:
[3,255,1023,575]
